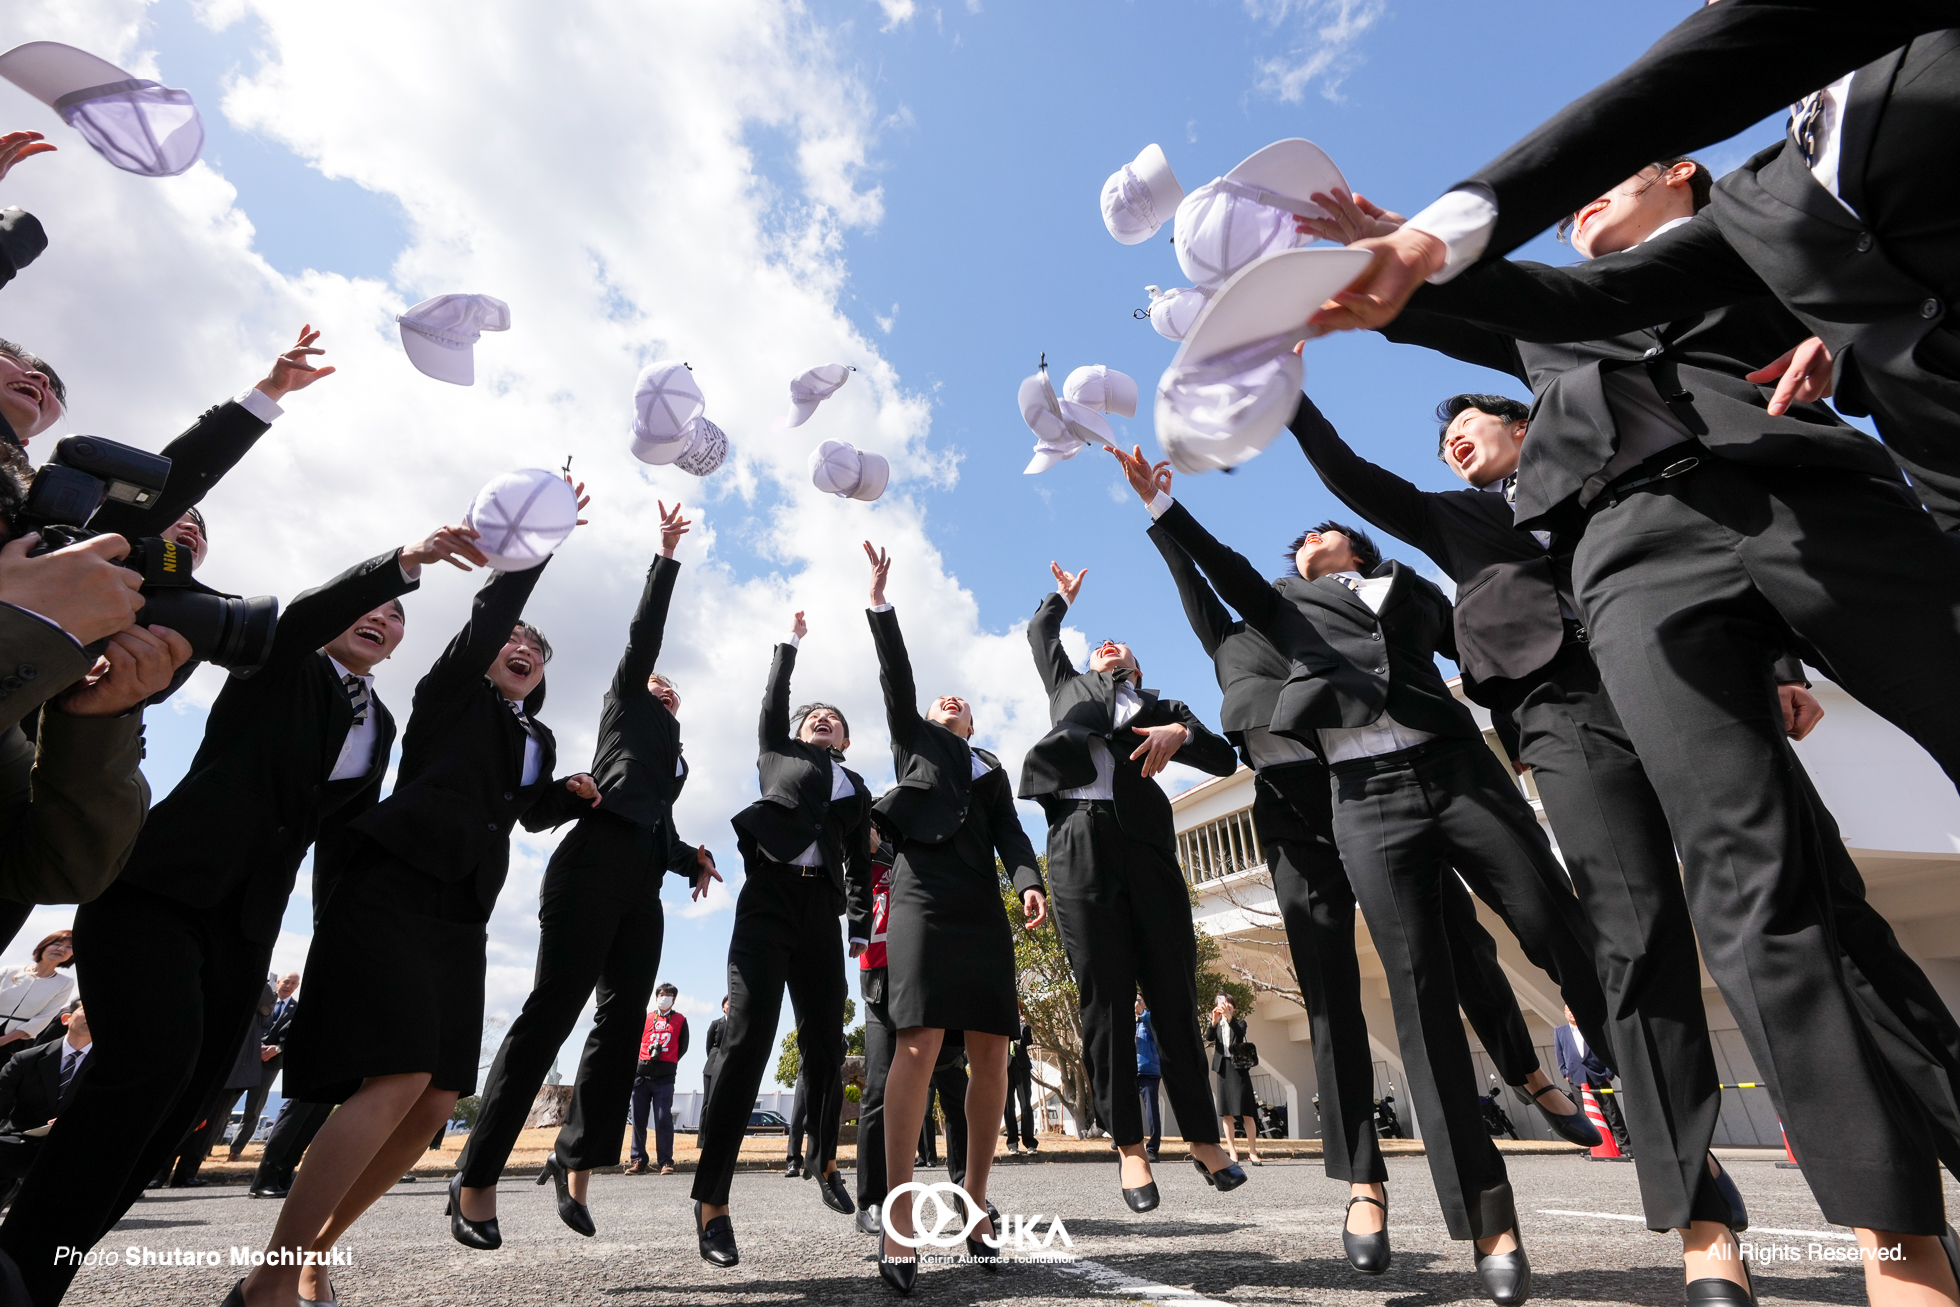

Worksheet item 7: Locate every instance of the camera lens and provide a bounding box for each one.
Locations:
[137,590,280,674]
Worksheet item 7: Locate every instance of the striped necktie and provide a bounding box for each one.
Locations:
[58,1047,83,1096]
[341,673,370,726]
[507,699,533,733]
[1790,91,1826,167]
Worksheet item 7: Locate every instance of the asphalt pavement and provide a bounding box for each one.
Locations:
[56,1148,1952,1305]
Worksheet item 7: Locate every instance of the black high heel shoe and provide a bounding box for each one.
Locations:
[538,1155,595,1237]
[1685,1233,1755,1306]
[1342,1193,1390,1275]
[879,1233,918,1295]
[695,1200,739,1268]
[1708,1155,1748,1231]
[1190,1155,1249,1193]
[446,1172,502,1250]
[1118,1154,1159,1212]
[1473,1227,1531,1306]
[1514,1083,1601,1148]
[966,1211,1000,1273]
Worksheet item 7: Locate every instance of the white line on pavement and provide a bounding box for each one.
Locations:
[1537,1210,1857,1241]
[1037,1253,1238,1306]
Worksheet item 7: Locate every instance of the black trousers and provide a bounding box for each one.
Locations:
[0,881,270,1306]
[230,1059,279,1159]
[787,1066,842,1169]
[691,861,845,1206]
[1328,736,1605,1242]
[458,815,667,1187]
[1255,762,1545,1185]
[1493,646,1732,1230]
[1045,802,1219,1149]
[924,1059,969,1188]
[1004,1061,1037,1149]
[857,973,894,1212]
[1574,459,1960,1233]
[254,1098,332,1187]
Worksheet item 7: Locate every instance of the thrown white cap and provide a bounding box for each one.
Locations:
[629,361,706,461]
[1063,365,1138,419]
[1020,366,1115,475]
[1174,138,1349,288]
[1155,247,1371,473]
[395,294,510,386]
[465,469,580,571]
[1144,285,1213,342]
[0,42,203,178]
[809,439,889,502]
[783,364,852,428]
[645,416,730,477]
[1101,143,1185,245]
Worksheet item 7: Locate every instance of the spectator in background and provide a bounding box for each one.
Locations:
[628,983,687,1175]
[230,973,300,1164]
[0,934,73,1054]
[699,996,729,1127]
[0,1000,89,1201]
[1135,996,1162,1162]
[1210,995,1263,1167]
[1556,1004,1630,1157]
[1004,1003,1038,1157]
[160,980,278,1188]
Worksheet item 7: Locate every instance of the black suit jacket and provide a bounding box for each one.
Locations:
[1151,502,1479,752]
[1009,1020,1034,1073]
[1147,520,1291,758]
[1016,592,1236,847]
[1208,1017,1249,1075]
[867,606,1043,903]
[1458,0,1957,261]
[584,558,694,866]
[703,1016,726,1071]
[727,642,872,919]
[0,1039,82,1132]
[117,550,417,943]
[89,397,273,543]
[1287,394,1575,697]
[347,561,576,916]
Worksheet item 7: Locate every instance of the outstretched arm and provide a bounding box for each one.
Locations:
[419,558,550,703]
[1287,395,1446,564]
[613,501,690,699]
[864,543,921,747]
[1027,568,1083,696]
[761,613,804,749]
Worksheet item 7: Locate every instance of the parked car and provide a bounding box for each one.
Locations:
[745,1109,790,1136]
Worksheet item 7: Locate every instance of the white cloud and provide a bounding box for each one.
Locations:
[875,0,918,31]
[0,0,1070,1029]
[1246,0,1387,103]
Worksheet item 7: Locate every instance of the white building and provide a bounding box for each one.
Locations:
[1174,675,1960,1147]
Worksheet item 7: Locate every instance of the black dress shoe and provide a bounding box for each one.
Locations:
[877,1251,918,1295]
[1473,1232,1531,1306]
[1121,1181,1159,1212]
[1144,1149,1160,1163]
[856,1206,883,1236]
[1515,1083,1600,1148]
[784,1160,802,1178]
[446,1172,502,1251]
[695,1201,739,1268]
[248,1179,290,1200]
[1342,1194,1390,1275]
[967,1213,1000,1273]
[1708,1156,1748,1231]
[538,1155,595,1237]
[820,1170,853,1215]
[1685,1275,1756,1304]
[1190,1156,1249,1192]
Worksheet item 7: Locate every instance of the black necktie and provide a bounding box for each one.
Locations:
[1790,91,1826,167]
[342,673,370,726]
[58,1048,82,1096]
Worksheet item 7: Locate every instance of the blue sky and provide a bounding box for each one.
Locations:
[4,0,1796,1097]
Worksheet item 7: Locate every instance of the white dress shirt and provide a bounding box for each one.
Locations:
[234,386,286,424]
[1241,725,1317,771]
[0,968,74,1039]
[1059,680,1143,801]
[1569,1021,1590,1059]
[327,656,380,783]
[504,699,543,787]
[59,1038,90,1082]
[784,759,854,867]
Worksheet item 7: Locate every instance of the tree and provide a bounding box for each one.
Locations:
[1205,870,1304,1009]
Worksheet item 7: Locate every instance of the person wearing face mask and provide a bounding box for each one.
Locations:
[628,984,689,1176]
[455,502,717,1240]
[0,516,464,1305]
[857,542,1046,1291]
[236,492,592,1307]
[1017,560,1240,1218]
[691,610,873,1269]
[1304,160,1960,1302]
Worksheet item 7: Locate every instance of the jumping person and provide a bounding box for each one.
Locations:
[1017,560,1241,1212]
[455,501,716,1240]
[691,611,872,1268]
[858,542,1046,1293]
[235,493,590,1307]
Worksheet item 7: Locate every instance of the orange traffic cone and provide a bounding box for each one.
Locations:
[1580,1087,1621,1159]
[1776,1119,1801,1169]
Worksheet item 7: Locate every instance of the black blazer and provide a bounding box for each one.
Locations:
[90,397,274,542]
[1457,0,1957,261]
[727,642,872,918]
[1009,1020,1034,1072]
[1151,501,1480,751]
[703,1016,726,1070]
[1287,394,1574,696]
[0,1039,82,1132]
[1016,592,1236,846]
[117,550,417,943]
[867,606,1043,902]
[347,561,577,916]
[263,996,297,1053]
[1208,1017,1249,1075]
[1146,521,1290,760]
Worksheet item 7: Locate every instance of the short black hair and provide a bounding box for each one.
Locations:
[1435,393,1531,458]
[1286,520,1381,575]
[655,982,678,998]
[511,621,552,662]
[792,701,850,740]
[0,338,65,408]
[1556,157,1713,242]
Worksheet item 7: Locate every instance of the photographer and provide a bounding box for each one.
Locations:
[0,520,480,1306]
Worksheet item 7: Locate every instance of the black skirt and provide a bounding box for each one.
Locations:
[885,840,1018,1036]
[282,836,490,1104]
[1216,1061,1259,1117]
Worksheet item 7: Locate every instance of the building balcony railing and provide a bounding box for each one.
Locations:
[1176,805,1266,888]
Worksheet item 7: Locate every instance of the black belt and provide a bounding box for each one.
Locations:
[1593,442,1704,511]
[1070,798,1117,812]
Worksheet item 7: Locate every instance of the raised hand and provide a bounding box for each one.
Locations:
[691,845,722,902]
[1022,888,1048,931]
[1307,225,1447,335]
[256,325,336,402]
[58,624,193,718]
[1129,721,1190,779]
[863,540,891,606]
[1050,561,1087,606]
[1746,336,1835,416]
[1295,187,1407,245]
[657,501,691,557]
[565,773,602,806]
[0,533,145,645]
[791,610,808,641]
[1105,444,1171,506]
[567,476,591,526]
[401,523,488,574]
[0,132,56,185]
